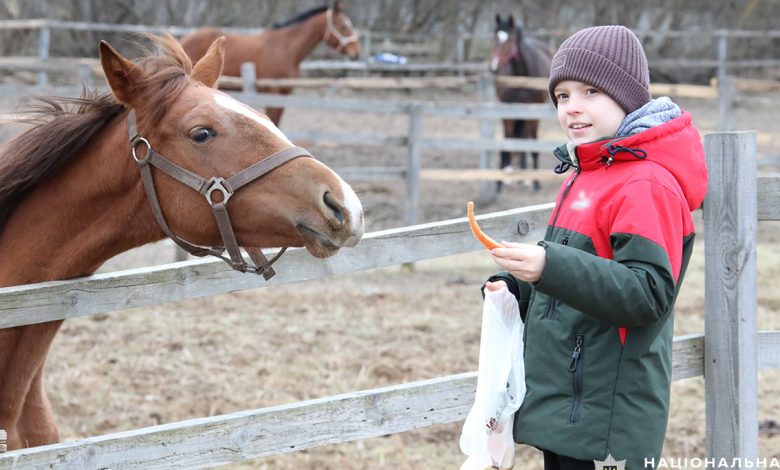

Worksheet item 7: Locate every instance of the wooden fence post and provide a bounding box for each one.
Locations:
[0,429,5,453]
[404,103,423,226]
[77,63,93,89]
[715,32,735,132]
[476,74,498,204]
[37,25,50,88]
[703,131,758,466]
[241,61,257,95]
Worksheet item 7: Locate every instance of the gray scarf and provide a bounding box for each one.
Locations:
[616,96,681,136]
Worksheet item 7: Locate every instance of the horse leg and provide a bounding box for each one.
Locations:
[515,120,535,190]
[261,86,293,127]
[0,321,63,450]
[497,119,516,193]
[525,120,541,191]
[17,365,60,447]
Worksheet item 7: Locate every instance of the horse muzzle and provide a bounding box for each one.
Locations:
[295,188,364,258]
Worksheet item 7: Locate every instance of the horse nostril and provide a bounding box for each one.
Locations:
[323,191,344,225]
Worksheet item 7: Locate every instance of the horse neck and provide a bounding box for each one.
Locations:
[0,114,161,287]
[269,12,328,65]
[511,38,531,76]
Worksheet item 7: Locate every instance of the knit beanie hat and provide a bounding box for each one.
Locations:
[548,25,651,114]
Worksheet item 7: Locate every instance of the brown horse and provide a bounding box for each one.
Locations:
[180,2,361,126]
[0,34,363,450]
[490,14,552,191]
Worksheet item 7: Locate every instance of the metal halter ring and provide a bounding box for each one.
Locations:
[205,177,233,205]
[131,137,152,163]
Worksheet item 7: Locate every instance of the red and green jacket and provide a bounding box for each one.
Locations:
[490,112,708,469]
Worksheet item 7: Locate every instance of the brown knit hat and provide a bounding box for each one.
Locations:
[548,25,651,114]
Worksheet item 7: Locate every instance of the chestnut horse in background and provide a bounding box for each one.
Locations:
[0,34,363,450]
[490,14,552,191]
[180,2,361,126]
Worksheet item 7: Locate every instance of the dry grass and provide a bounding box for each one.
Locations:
[8,86,778,468]
[44,238,780,469]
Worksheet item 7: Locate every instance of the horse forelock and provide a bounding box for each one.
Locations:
[132,34,194,131]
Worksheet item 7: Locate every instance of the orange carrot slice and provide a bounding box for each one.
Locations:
[467,201,502,250]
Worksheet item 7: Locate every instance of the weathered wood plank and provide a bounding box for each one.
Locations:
[404,104,424,225]
[0,205,554,329]
[757,174,780,221]
[758,331,780,370]
[285,130,407,147]
[495,75,718,99]
[218,75,476,91]
[0,373,478,469]
[673,333,704,380]
[232,91,556,121]
[0,334,715,469]
[421,137,560,153]
[703,131,759,463]
[420,169,567,183]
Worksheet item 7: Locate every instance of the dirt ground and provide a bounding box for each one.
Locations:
[3,84,779,468]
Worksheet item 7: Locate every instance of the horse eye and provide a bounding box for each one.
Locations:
[190,127,216,143]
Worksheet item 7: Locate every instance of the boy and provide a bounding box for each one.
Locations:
[484,25,708,470]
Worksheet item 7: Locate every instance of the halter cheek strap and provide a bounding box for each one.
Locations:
[324,8,359,54]
[127,110,312,279]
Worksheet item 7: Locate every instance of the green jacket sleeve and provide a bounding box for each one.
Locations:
[533,236,676,328]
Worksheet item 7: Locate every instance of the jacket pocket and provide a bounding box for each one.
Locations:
[543,296,558,320]
[568,334,584,423]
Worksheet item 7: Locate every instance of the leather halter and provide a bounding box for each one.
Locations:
[127,110,312,280]
[324,8,359,54]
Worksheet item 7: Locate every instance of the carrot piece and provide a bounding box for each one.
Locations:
[467,201,502,250]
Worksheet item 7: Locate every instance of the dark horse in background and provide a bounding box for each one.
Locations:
[180,2,361,126]
[490,14,552,191]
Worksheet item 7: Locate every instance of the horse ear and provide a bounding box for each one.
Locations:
[99,40,143,107]
[332,1,343,13]
[495,14,502,24]
[191,36,225,88]
[508,15,515,28]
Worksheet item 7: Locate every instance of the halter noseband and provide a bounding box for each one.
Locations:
[128,110,312,280]
[323,8,359,54]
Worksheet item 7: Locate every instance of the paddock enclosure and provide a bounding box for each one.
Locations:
[1,7,780,470]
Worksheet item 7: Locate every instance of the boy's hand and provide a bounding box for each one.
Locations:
[490,242,547,283]
[484,280,508,292]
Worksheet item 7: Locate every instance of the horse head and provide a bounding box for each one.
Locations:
[490,14,521,74]
[99,35,364,262]
[323,2,361,60]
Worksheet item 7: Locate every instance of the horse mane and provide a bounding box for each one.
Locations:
[517,36,553,77]
[0,33,193,234]
[271,5,328,29]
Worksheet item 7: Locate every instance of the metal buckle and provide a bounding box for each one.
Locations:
[131,137,152,163]
[205,177,233,205]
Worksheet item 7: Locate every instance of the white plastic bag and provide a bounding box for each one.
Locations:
[459,287,526,470]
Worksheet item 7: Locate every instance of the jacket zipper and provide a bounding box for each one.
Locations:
[542,237,568,319]
[549,146,581,229]
[568,334,584,423]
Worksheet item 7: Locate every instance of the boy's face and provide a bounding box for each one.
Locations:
[553,80,627,146]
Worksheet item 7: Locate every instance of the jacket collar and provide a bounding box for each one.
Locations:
[552,112,708,211]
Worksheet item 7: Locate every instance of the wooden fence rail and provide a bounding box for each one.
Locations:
[0,132,779,469]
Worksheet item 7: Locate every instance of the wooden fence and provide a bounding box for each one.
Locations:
[0,132,778,469]
[1,20,779,83]
[0,64,769,228]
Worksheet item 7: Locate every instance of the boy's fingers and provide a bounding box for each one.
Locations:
[485,281,507,292]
